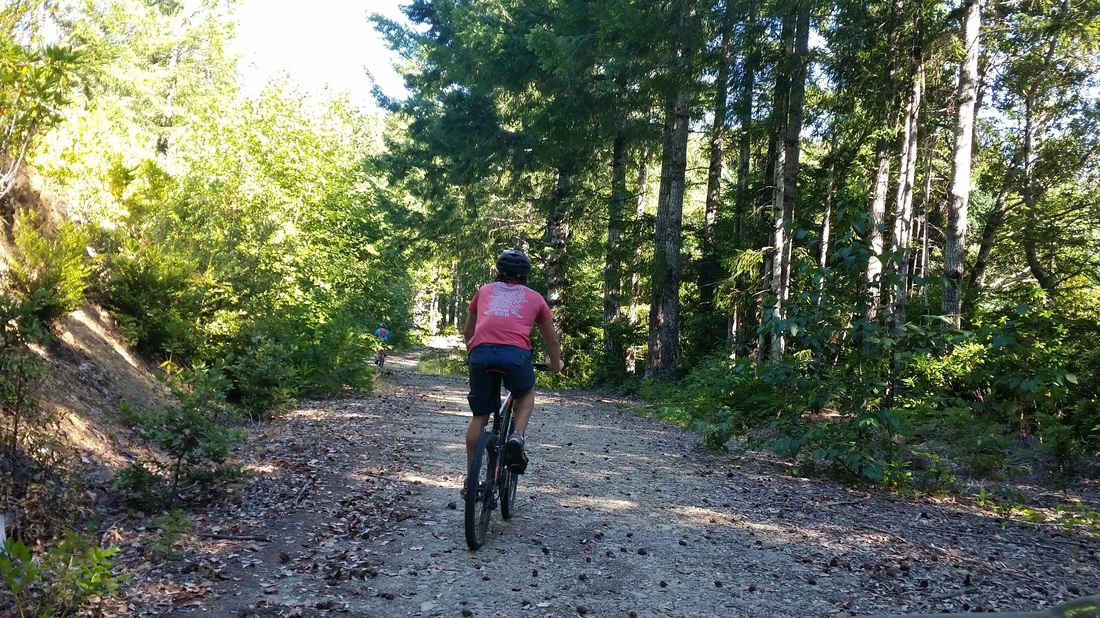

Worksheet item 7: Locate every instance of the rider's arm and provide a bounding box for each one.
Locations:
[536,317,564,373]
[462,311,477,345]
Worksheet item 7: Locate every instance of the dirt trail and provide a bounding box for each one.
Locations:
[141,350,1097,618]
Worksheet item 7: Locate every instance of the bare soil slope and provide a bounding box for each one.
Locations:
[2,165,170,525]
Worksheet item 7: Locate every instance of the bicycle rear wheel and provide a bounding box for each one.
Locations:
[499,412,519,519]
[464,431,497,550]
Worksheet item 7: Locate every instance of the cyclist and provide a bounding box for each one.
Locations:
[374,322,389,366]
[462,249,564,475]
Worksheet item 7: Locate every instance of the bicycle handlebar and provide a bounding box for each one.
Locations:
[533,362,549,371]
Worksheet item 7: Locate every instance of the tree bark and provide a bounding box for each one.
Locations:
[646,85,691,381]
[941,0,981,328]
[546,168,572,322]
[627,146,651,375]
[646,0,695,381]
[765,0,809,362]
[731,0,758,355]
[888,56,924,329]
[604,130,628,365]
[700,7,733,314]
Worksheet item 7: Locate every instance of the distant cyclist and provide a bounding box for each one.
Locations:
[374,322,389,367]
[462,249,564,475]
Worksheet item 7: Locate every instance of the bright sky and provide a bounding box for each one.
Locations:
[231,0,409,109]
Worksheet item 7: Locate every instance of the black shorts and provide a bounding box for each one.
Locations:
[467,344,535,416]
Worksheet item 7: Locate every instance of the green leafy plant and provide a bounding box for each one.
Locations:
[224,330,299,419]
[0,37,81,200]
[150,509,191,560]
[6,210,90,324]
[417,347,468,377]
[1055,502,1100,532]
[138,362,242,506]
[0,295,51,455]
[112,461,167,512]
[0,533,122,617]
[92,238,206,360]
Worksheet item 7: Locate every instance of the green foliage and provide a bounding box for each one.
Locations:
[112,461,165,512]
[0,33,81,196]
[223,329,299,419]
[131,362,242,505]
[6,210,89,324]
[0,294,51,454]
[150,509,191,561]
[1054,502,1100,532]
[1,533,122,618]
[417,347,468,377]
[664,208,1100,487]
[91,235,206,359]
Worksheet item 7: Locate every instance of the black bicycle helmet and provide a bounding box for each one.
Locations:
[496,249,531,281]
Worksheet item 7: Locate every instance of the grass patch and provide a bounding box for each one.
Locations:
[417,347,467,377]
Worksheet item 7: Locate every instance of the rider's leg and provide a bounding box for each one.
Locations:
[510,389,534,437]
[465,414,490,471]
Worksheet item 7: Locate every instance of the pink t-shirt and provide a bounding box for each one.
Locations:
[466,282,553,351]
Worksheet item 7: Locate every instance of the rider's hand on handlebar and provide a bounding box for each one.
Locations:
[548,358,565,373]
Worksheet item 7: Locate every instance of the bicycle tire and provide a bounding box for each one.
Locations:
[499,467,519,519]
[464,431,496,550]
[499,410,519,519]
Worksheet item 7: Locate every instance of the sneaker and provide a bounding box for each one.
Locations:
[504,433,528,474]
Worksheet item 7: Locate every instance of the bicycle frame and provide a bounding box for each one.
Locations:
[464,362,546,550]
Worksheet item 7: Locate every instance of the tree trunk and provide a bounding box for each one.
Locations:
[941,0,981,327]
[731,0,758,356]
[646,0,696,381]
[627,146,651,375]
[604,130,628,365]
[546,169,572,321]
[888,58,924,329]
[764,1,809,362]
[819,116,838,302]
[700,6,733,315]
[646,84,691,381]
[866,0,905,323]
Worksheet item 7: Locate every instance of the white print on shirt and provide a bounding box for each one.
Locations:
[483,283,528,319]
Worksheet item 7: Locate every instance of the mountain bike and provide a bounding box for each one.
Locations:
[464,362,547,550]
[374,347,387,369]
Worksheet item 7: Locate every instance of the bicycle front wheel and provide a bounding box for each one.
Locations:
[464,431,497,550]
[499,466,519,519]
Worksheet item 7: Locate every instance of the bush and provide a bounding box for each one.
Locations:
[224,331,299,419]
[417,346,467,377]
[1,532,122,617]
[5,210,89,324]
[113,462,167,512]
[0,295,51,455]
[92,238,206,359]
[130,362,242,506]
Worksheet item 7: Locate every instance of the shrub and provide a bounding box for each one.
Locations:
[0,295,51,455]
[1,532,122,617]
[150,509,191,561]
[224,331,299,419]
[5,210,89,324]
[92,238,206,359]
[132,362,242,506]
[112,462,167,512]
